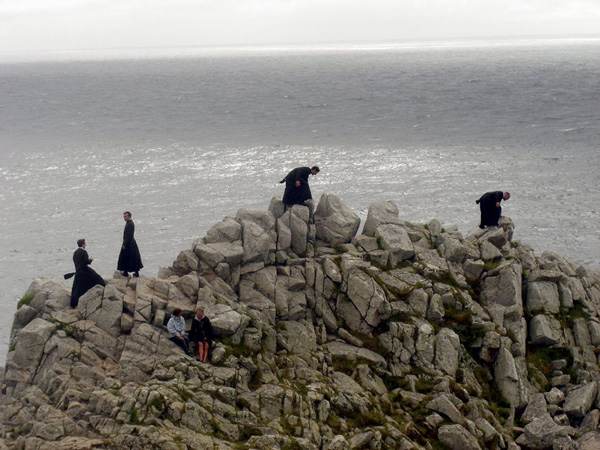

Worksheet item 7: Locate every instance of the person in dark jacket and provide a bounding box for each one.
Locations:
[476,191,510,228]
[66,239,106,308]
[280,166,320,210]
[190,309,214,363]
[117,211,143,277]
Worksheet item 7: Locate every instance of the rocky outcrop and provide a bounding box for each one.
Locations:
[314,193,360,246]
[362,201,415,266]
[2,195,600,450]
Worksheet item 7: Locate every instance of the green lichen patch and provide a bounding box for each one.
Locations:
[17,294,34,310]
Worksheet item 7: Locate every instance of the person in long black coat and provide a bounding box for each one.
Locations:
[190,309,214,363]
[67,239,106,308]
[476,191,510,228]
[280,166,320,209]
[117,211,143,277]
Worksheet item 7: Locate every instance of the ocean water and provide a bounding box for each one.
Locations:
[1,40,599,366]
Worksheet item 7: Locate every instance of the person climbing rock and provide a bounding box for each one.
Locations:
[280,166,320,214]
[476,191,510,228]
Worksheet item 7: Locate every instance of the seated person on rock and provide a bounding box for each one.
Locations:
[166,308,192,356]
[190,308,214,363]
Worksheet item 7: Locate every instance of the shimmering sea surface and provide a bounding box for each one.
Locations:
[1,40,599,365]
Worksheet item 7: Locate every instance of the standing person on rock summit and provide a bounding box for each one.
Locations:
[476,191,510,229]
[117,211,143,277]
[280,165,320,213]
[65,239,106,308]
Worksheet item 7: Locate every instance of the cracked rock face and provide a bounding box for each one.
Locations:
[346,269,391,329]
[434,328,460,377]
[361,200,401,237]
[564,382,598,418]
[2,196,600,450]
[438,424,482,450]
[529,314,563,346]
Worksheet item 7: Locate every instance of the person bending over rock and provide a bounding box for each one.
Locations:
[190,309,214,363]
[65,239,106,308]
[280,166,320,213]
[117,211,143,277]
[167,308,192,356]
[476,191,510,229]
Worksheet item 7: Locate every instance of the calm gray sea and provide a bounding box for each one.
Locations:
[1,40,599,365]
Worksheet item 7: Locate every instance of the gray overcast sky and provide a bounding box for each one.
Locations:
[1,0,600,55]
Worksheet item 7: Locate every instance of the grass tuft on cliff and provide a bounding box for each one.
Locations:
[17,294,34,310]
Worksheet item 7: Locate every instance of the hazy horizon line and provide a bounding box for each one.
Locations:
[2,34,600,64]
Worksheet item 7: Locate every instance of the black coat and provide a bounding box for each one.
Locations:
[476,191,504,228]
[281,167,313,206]
[190,316,214,343]
[117,220,143,272]
[71,248,105,308]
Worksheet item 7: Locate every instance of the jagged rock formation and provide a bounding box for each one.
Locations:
[2,193,600,450]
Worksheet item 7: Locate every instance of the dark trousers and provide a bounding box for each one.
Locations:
[169,335,191,356]
[480,203,502,228]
